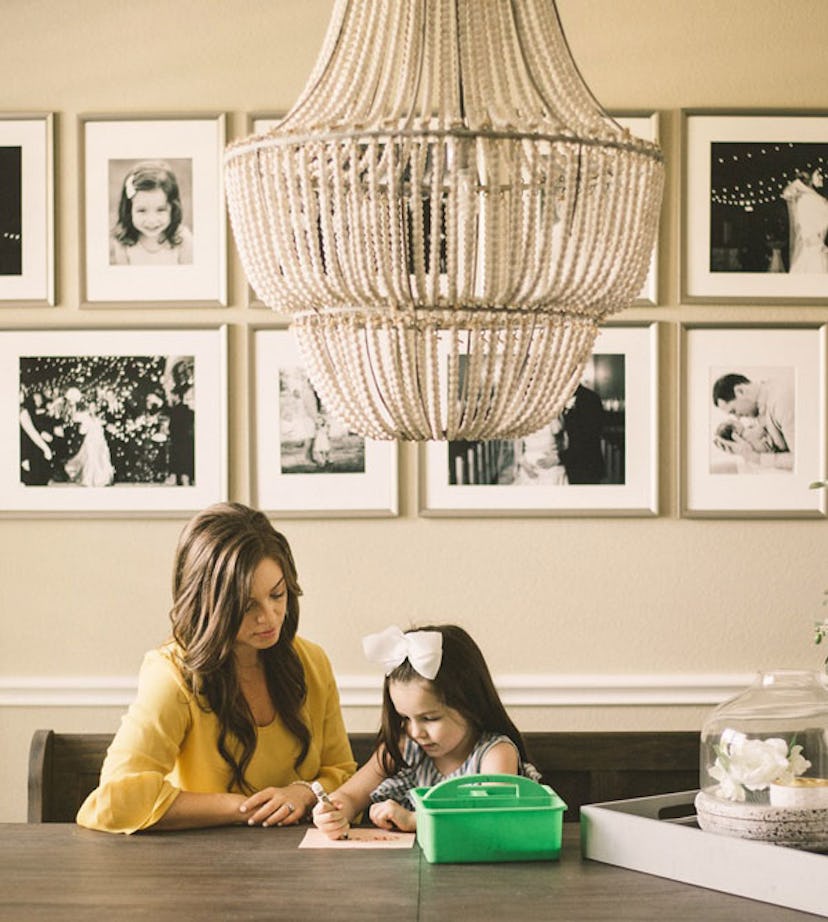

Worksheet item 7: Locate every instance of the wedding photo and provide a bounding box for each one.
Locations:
[19,353,196,489]
[710,141,828,275]
[684,111,828,302]
[447,353,626,488]
[420,323,658,517]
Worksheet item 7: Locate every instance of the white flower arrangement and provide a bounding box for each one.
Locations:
[709,733,811,802]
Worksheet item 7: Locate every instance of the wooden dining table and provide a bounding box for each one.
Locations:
[0,822,822,921]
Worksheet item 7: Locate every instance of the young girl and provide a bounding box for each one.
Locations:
[110,160,193,265]
[313,623,539,838]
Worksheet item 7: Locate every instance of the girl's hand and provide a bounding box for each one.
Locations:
[368,799,416,832]
[238,786,311,828]
[312,798,351,840]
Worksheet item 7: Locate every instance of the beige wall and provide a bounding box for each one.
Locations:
[2,0,827,823]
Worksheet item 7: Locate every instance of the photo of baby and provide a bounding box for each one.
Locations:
[708,366,794,475]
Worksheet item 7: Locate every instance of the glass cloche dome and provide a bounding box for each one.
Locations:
[696,670,828,851]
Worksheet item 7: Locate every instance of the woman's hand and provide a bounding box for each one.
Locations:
[239,785,313,828]
[312,797,351,840]
[368,799,416,832]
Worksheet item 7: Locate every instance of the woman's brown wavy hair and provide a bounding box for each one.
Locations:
[170,502,309,793]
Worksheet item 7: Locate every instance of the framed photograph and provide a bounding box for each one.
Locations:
[251,327,398,517]
[419,323,659,517]
[2,326,227,516]
[612,111,660,305]
[683,110,828,302]
[0,113,53,305]
[81,114,226,306]
[245,114,284,310]
[680,324,826,518]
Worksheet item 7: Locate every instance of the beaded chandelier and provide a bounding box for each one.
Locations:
[225,0,664,440]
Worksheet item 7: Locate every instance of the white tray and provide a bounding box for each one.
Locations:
[580,790,828,918]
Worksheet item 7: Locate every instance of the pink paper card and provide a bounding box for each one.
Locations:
[298,827,416,849]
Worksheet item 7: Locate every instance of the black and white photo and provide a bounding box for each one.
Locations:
[421,323,658,517]
[709,365,794,475]
[1,328,227,515]
[82,115,225,305]
[446,353,626,488]
[0,114,53,304]
[108,159,194,266]
[0,146,21,276]
[278,366,365,475]
[681,324,825,518]
[19,354,196,489]
[251,328,398,517]
[709,142,828,275]
[684,111,828,302]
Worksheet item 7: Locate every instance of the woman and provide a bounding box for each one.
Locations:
[781,168,828,274]
[19,389,54,485]
[64,399,115,487]
[77,503,356,833]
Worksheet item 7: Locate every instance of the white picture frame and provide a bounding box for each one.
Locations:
[5,326,227,516]
[251,327,398,517]
[683,109,828,303]
[245,113,285,310]
[0,113,54,305]
[419,323,659,517]
[680,323,827,518]
[612,111,660,306]
[81,114,226,306]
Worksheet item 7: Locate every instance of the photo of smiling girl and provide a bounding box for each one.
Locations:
[109,159,193,265]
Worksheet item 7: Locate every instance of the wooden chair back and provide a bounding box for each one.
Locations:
[29,728,699,824]
[28,729,114,823]
[349,730,700,822]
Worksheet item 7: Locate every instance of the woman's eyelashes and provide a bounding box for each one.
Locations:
[245,584,286,611]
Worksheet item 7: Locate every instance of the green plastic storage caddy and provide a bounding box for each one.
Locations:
[411,773,567,864]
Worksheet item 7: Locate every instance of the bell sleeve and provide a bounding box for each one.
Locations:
[76,649,192,834]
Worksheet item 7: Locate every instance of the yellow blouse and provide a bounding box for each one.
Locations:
[76,636,356,834]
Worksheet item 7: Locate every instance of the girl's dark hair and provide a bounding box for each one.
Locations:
[169,502,309,793]
[376,624,530,776]
[115,160,183,247]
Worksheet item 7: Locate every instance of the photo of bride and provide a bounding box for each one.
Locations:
[709,141,828,275]
[782,167,828,273]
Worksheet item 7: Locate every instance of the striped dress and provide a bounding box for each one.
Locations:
[369,731,541,810]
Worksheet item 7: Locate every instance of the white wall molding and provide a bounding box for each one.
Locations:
[0,673,756,709]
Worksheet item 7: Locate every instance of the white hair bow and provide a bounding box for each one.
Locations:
[362,626,443,680]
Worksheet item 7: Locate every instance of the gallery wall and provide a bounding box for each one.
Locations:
[2,0,828,822]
